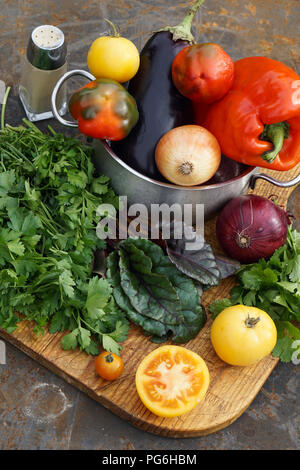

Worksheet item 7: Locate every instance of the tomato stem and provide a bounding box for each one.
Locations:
[104,18,120,38]
[245,314,260,328]
[105,352,114,363]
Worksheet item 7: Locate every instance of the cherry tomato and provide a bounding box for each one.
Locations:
[210,305,277,366]
[135,345,210,418]
[87,21,140,83]
[95,351,124,381]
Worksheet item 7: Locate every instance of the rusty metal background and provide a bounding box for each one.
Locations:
[0,0,299,450]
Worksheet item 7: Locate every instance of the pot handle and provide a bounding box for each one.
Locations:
[250,172,300,190]
[51,69,95,127]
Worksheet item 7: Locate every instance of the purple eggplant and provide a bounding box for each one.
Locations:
[111,0,205,181]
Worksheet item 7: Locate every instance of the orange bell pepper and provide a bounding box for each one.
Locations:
[69,79,139,141]
[201,57,300,170]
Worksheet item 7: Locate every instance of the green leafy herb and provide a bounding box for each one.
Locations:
[0,120,128,355]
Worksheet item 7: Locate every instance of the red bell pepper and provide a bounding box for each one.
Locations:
[201,57,300,170]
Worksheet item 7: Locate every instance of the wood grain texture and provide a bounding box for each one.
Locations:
[0,163,299,437]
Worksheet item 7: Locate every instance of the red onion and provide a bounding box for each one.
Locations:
[216,195,290,264]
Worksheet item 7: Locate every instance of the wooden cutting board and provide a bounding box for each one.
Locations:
[0,163,299,438]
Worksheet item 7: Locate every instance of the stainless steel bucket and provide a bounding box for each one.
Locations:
[51,70,300,219]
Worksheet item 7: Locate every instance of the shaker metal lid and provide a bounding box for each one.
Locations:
[27,25,67,70]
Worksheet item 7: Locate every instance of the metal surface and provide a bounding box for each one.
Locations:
[0,0,299,451]
[251,171,300,189]
[93,140,300,219]
[27,25,67,70]
[19,24,68,121]
[51,69,95,126]
[92,140,257,219]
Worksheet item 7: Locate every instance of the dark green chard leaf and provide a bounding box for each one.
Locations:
[215,255,241,279]
[119,244,183,326]
[123,238,206,343]
[106,238,206,343]
[106,239,207,343]
[165,223,240,284]
[166,235,220,286]
[106,251,168,338]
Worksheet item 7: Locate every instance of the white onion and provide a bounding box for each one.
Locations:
[155,125,221,186]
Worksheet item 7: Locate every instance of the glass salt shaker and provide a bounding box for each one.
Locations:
[19,25,67,121]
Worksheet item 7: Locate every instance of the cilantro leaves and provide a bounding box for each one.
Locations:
[210,227,300,362]
[0,121,128,355]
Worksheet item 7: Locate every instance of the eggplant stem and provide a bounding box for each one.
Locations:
[180,0,206,32]
[157,0,205,44]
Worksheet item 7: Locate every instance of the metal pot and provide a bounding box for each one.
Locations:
[51,70,300,220]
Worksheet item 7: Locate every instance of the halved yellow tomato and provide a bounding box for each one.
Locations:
[135,345,210,418]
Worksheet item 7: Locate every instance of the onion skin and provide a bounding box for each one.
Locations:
[155,125,221,186]
[216,195,289,263]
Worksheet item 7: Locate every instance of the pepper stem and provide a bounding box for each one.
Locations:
[157,0,206,44]
[261,121,290,164]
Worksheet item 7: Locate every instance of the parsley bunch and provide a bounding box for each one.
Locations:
[0,120,129,355]
[210,227,300,362]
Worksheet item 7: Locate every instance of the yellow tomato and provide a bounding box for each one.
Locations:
[210,305,277,366]
[87,32,140,83]
[135,345,210,418]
